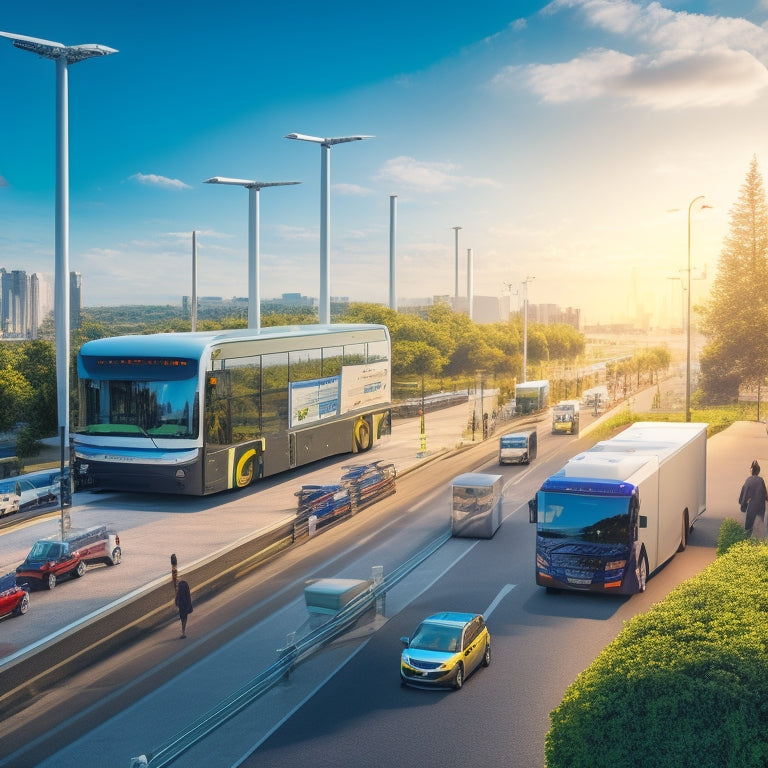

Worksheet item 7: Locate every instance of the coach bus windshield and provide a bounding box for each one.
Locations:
[76,377,199,439]
[537,491,631,545]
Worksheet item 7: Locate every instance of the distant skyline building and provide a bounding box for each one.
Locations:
[70,271,82,330]
[0,268,62,338]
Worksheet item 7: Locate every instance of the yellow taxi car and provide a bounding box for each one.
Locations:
[400,612,491,690]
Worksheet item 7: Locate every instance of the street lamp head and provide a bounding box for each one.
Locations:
[204,177,301,189]
[0,31,117,62]
[285,132,374,146]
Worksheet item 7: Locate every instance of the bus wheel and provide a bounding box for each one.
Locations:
[354,417,372,452]
[235,448,259,488]
[677,511,689,552]
[637,549,649,592]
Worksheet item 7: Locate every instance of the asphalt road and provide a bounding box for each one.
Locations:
[1,387,763,768]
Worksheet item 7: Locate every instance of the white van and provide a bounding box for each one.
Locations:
[499,430,538,465]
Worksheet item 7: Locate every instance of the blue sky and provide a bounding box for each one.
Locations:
[2,0,768,325]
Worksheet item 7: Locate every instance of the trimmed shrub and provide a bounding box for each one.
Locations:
[545,541,768,768]
[717,517,751,556]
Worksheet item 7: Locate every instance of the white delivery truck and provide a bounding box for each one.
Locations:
[529,422,706,595]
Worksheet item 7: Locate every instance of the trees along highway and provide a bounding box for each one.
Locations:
[0,394,746,768]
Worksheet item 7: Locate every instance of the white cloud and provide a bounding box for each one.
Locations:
[332,183,373,196]
[128,173,192,190]
[517,1,768,109]
[509,45,768,108]
[376,156,501,192]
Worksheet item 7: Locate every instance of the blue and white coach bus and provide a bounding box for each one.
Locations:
[73,324,391,495]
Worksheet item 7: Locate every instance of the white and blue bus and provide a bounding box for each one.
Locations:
[74,324,392,495]
[528,422,707,594]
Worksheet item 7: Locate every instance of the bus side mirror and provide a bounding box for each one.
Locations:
[528,497,537,524]
[639,515,647,528]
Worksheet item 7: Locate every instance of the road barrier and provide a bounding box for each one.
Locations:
[132,530,451,768]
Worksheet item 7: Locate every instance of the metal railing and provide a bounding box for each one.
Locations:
[134,529,451,768]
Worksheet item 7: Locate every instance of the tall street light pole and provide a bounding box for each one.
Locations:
[686,195,708,422]
[203,177,300,331]
[285,133,373,325]
[452,226,462,298]
[522,276,535,383]
[0,31,116,531]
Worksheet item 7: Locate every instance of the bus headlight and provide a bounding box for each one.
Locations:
[605,559,626,572]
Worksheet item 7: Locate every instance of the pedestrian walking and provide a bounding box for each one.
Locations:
[175,579,193,638]
[738,460,767,536]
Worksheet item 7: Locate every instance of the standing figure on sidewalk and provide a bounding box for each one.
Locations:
[739,460,767,536]
[175,579,193,638]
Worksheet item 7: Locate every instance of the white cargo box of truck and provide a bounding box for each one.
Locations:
[451,473,503,539]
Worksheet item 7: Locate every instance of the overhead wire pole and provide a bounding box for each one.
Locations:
[203,178,301,331]
[0,31,117,536]
[285,133,373,325]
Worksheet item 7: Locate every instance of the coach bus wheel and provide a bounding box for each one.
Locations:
[354,417,372,452]
[637,549,649,593]
[677,510,689,552]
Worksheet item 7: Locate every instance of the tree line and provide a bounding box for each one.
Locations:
[3,302,586,455]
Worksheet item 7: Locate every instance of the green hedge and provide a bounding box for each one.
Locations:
[545,540,768,768]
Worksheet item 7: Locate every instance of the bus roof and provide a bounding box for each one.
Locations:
[78,324,390,360]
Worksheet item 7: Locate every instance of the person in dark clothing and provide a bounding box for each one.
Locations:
[175,580,193,638]
[739,460,767,535]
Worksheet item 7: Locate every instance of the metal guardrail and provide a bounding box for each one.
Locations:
[134,529,451,768]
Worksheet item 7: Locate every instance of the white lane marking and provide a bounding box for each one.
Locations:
[484,583,516,620]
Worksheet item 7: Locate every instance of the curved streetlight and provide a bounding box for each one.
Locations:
[203,177,301,331]
[284,133,373,324]
[0,31,117,527]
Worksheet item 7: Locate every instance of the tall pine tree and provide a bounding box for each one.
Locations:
[699,155,768,403]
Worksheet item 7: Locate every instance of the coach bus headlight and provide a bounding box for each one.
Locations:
[604,559,627,580]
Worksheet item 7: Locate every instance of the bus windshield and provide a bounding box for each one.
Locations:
[537,491,631,545]
[77,378,199,439]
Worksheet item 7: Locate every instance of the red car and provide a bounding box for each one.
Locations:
[15,538,86,591]
[0,572,29,618]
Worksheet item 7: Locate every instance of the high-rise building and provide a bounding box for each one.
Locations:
[70,271,82,330]
[1,268,30,338]
[0,269,56,339]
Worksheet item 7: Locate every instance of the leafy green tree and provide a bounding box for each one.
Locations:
[391,340,447,379]
[699,156,768,402]
[16,341,57,437]
[0,366,34,433]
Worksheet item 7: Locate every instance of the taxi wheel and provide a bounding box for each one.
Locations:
[73,561,86,578]
[482,642,491,667]
[452,663,464,690]
[47,573,56,591]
